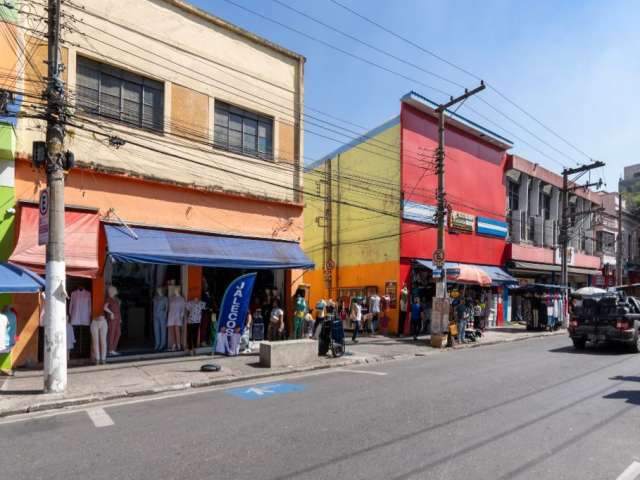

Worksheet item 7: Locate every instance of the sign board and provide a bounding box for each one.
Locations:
[449,211,475,232]
[433,248,445,267]
[432,268,443,278]
[554,246,575,266]
[402,200,437,225]
[225,382,306,400]
[476,216,508,238]
[215,273,257,356]
[38,188,49,246]
[431,298,450,334]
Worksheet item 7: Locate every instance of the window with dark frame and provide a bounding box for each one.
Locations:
[213,101,274,160]
[76,56,164,132]
[596,231,615,254]
[507,180,519,211]
[542,193,551,220]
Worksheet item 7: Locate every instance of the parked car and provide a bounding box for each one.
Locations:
[568,294,640,352]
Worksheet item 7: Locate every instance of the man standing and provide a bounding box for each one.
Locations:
[351,300,362,343]
[456,297,470,344]
[411,297,423,341]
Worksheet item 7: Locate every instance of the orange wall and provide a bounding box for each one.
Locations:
[14,159,303,243]
[304,260,402,333]
[11,292,40,367]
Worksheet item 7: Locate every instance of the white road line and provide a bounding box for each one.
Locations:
[86,408,114,428]
[616,461,640,480]
[337,369,388,376]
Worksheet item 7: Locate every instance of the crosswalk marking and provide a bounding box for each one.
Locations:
[86,408,114,428]
[616,461,640,480]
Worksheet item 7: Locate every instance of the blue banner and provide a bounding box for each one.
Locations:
[215,273,257,356]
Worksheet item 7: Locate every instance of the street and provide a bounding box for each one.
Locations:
[2,335,640,480]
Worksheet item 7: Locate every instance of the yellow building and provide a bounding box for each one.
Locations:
[304,116,401,330]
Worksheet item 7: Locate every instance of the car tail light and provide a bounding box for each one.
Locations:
[570,319,579,327]
[616,320,630,330]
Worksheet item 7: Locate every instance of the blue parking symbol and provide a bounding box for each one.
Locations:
[225,382,306,400]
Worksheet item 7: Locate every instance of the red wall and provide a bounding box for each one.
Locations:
[400,103,508,266]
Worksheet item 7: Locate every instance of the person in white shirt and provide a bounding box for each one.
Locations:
[350,300,362,343]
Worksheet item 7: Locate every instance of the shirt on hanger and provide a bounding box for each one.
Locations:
[186,299,206,324]
[70,288,92,326]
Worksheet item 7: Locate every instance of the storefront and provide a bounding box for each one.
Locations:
[8,160,312,367]
[507,284,568,330]
[409,260,518,330]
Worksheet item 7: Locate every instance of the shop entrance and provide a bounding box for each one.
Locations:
[109,262,181,353]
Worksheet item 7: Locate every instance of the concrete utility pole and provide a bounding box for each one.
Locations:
[559,161,605,289]
[43,0,67,393]
[431,82,485,336]
[616,189,623,285]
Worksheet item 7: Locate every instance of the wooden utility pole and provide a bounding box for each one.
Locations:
[431,82,485,335]
[43,0,67,393]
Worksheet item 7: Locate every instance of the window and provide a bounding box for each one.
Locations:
[541,193,551,220]
[596,231,615,254]
[76,56,164,132]
[214,101,273,159]
[507,180,519,211]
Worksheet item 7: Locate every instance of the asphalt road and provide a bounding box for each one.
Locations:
[3,335,640,480]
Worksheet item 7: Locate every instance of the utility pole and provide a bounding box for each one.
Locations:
[559,161,605,290]
[432,82,485,336]
[43,0,67,393]
[324,156,333,296]
[616,189,623,285]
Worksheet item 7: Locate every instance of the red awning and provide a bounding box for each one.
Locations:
[9,205,100,278]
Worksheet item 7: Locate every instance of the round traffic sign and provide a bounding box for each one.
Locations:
[39,189,49,216]
[433,248,445,267]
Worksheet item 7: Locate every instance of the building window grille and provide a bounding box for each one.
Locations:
[214,101,274,160]
[76,56,164,132]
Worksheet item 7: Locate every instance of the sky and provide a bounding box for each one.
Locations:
[192,0,640,191]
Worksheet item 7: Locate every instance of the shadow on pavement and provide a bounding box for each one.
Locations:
[610,375,640,382]
[549,344,630,355]
[603,390,640,405]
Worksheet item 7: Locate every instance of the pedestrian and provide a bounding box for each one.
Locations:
[456,297,469,344]
[293,289,307,339]
[313,298,327,338]
[473,299,482,330]
[268,299,284,341]
[239,310,252,353]
[411,297,422,341]
[350,299,362,343]
[304,308,315,337]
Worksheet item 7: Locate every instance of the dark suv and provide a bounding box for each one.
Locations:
[568,294,640,352]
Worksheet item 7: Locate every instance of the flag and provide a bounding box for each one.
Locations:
[215,273,257,356]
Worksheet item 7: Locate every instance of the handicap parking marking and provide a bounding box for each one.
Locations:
[225,382,306,400]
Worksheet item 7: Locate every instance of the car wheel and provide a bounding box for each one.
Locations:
[631,333,640,353]
[572,338,586,350]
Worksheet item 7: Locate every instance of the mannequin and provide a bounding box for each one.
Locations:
[368,293,381,334]
[104,285,122,356]
[293,289,307,339]
[185,296,206,355]
[90,314,108,365]
[153,287,169,351]
[398,284,409,337]
[167,285,186,351]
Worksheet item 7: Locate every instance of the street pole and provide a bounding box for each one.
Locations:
[617,189,623,285]
[432,82,485,336]
[559,161,605,292]
[43,0,67,393]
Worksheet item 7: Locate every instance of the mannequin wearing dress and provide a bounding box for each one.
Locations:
[104,285,122,356]
[167,286,186,351]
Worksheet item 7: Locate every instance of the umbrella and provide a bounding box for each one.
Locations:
[573,286,607,297]
[448,264,492,287]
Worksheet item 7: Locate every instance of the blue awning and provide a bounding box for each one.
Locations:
[0,262,45,293]
[414,259,517,286]
[105,225,315,270]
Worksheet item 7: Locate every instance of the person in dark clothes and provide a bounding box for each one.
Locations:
[411,297,423,341]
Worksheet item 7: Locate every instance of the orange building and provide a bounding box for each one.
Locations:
[1,0,312,367]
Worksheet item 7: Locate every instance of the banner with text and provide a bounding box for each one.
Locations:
[215,273,257,356]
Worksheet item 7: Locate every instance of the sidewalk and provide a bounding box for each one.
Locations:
[0,325,563,417]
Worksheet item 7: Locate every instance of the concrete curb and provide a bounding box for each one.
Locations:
[0,331,564,418]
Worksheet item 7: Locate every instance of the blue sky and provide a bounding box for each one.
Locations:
[192,0,640,191]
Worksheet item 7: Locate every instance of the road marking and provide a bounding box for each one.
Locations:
[337,368,388,376]
[226,382,306,400]
[86,408,114,428]
[616,461,640,480]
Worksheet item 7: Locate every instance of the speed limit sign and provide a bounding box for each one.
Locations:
[433,249,445,267]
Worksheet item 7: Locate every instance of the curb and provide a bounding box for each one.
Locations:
[0,331,564,418]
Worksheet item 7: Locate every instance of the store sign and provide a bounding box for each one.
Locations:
[215,273,257,356]
[402,200,437,225]
[449,211,474,232]
[476,216,508,238]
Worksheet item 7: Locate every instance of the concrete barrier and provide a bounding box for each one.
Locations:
[259,339,317,368]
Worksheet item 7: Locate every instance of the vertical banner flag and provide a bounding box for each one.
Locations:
[215,273,257,356]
